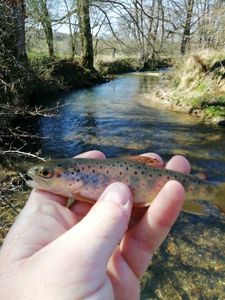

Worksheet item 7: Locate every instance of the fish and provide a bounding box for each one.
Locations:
[26,156,225,215]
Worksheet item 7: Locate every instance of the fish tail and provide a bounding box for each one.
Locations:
[214,182,225,213]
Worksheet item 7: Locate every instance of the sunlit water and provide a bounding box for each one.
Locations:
[36,72,225,299]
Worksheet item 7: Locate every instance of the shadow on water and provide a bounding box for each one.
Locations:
[17,72,225,299]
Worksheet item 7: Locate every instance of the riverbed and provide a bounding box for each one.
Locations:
[4,72,225,299]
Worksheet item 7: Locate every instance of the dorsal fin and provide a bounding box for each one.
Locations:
[123,155,163,168]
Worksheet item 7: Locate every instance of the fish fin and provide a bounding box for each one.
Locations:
[183,201,207,215]
[72,193,96,204]
[195,172,207,180]
[214,183,225,213]
[124,155,163,167]
[133,202,152,207]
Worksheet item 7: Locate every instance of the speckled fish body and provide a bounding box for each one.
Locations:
[27,157,225,214]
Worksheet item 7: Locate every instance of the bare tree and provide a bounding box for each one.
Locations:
[77,0,94,69]
[26,0,54,57]
[181,0,195,54]
[6,0,28,62]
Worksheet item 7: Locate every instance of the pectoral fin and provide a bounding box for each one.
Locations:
[72,193,96,204]
[183,201,207,215]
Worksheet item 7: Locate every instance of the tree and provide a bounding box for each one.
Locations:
[0,0,32,104]
[77,0,94,70]
[5,0,28,62]
[26,0,54,57]
[180,0,195,54]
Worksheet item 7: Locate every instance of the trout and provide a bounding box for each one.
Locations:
[27,156,225,215]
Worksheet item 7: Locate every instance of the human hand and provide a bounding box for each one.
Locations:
[0,151,190,300]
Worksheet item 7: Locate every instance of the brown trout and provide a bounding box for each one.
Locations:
[27,156,225,215]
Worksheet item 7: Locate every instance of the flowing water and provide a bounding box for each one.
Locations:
[30,72,225,298]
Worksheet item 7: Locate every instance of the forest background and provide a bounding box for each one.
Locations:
[1,0,225,105]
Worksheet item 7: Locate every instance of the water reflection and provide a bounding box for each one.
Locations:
[37,72,225,299]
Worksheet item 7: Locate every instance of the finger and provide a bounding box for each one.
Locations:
[121,180,184,278]
[107,247,140,300]
[69,201,93,221]
[166,155,191,174]
[75,150,106,159]
[28,188,68,206]
[54,183,132,272]
[129,154,190,227]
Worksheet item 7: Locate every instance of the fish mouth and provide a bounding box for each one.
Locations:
[26,170,37,188]
[26,179,37,189]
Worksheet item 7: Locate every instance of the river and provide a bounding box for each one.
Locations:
[34,72,225,298]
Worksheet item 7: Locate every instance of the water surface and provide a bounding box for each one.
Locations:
[37,72,225,299]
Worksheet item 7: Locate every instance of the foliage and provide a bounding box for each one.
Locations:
[28,55,105,98]
[96,58,139,75]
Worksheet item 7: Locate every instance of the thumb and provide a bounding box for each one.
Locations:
[55,183,132,271]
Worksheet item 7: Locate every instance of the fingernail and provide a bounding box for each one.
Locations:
[100,182,132,206]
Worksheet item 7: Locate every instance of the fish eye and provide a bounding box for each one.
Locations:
[40,168,53,178]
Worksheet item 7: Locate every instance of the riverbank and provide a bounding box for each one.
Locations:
[0,53,170,105]
[141,51,225,126]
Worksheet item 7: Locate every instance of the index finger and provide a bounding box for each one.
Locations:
[121,180,185,278]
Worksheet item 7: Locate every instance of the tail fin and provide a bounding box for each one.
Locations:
[214,183,225,213]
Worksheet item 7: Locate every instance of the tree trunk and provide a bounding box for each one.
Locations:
[40,0,54,57]
[77,0,94,70]
[181,0,194,55]
[6,0,27,62]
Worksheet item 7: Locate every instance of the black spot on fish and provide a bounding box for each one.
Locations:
[141,171,144,174]
[167,176,170,179]
[57,164,62,167]
[120,172,122,175]
[71,171,74,174]
[106,170,109,174]
[134,171,137,175]
[82,167,85,171]
[126,167,129,171]
[174,175,177,178]
[77,179,80,182]
[92,169,95,173]
[159,174,162,177]
[182,179,186,183]
[149,174,152,177]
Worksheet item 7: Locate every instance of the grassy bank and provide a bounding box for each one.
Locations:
[1,52,170,105]
[146,50,225,125]
[29,54,107,100]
